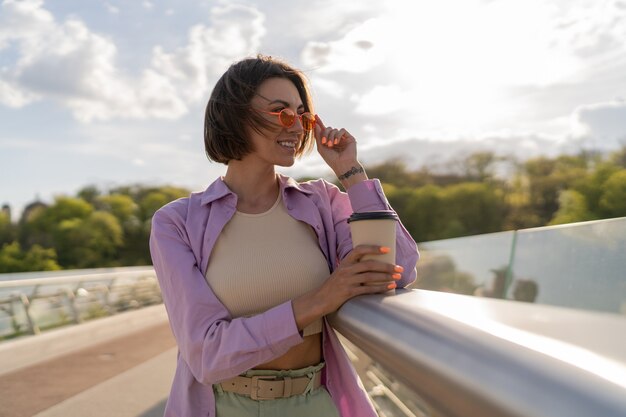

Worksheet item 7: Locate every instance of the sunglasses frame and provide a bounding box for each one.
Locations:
[258,108,317,131]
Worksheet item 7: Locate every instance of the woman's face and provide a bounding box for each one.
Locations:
[245,77,306,168]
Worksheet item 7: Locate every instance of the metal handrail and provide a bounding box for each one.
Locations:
[0,267,160,338]
[0,268,156,289]
[329,288,626,417]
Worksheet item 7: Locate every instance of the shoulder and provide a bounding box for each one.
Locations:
[152,191,204,225]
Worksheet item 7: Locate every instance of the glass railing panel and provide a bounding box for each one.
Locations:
[411,231,515,297]
[509,217,626,314]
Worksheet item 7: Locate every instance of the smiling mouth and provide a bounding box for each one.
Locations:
[278,141,297,149]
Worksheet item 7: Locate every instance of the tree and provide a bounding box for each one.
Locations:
[366,161,416,188]
[440,182,506,238]
[573,162,619,217]
[599,170,626,217]
[403,185,448,241]
[521,155,589,224]
[0,211,16,246]
[77,185,101,205]
[550,190,594,225]
[54,211,124,268]
[0,242,60,273]
[461,151,499,182]
[96,194,139,222]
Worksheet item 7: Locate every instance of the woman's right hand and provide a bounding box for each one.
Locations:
[292,245,403,330]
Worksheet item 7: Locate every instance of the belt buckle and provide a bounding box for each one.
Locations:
[250,375,279,400]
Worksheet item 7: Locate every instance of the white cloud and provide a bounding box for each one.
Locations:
[150,4,266,103]
[142,1,153,10]
[0,1,266,122]
[352,84,410,116]
[0,78,38,106]
[104,3,119,14]
[573,100,626,147]
[301,19,385,73]
[299,0,626,141]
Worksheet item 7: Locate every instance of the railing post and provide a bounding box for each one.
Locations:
[19,293,40,335]
[64,288,82,324]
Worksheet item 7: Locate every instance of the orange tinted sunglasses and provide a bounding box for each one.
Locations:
[259,108,317,131]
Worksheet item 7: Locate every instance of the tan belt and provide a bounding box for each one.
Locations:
[219,370,322,400]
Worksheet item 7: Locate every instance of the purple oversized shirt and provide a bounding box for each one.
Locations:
[150,175,419,417]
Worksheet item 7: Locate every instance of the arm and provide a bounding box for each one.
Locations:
[149,208,303,384]
[290,117,420,330]
[315,116,419,288]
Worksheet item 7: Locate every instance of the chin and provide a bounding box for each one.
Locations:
[276,159,296,168]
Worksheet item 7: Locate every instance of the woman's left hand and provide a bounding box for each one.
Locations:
[314,115,359,174]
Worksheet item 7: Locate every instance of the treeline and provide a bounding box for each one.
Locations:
[1,147,625,272]
[370,147,626,241]
[0,185,189,272]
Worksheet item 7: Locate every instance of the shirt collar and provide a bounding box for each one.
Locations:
[200,173,312,206]
[279,173,313,195]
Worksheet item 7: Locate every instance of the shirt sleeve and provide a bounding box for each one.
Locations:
[327,178,419,288]
[149,208,304,385]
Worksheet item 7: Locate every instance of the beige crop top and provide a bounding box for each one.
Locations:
[205,193,330,336]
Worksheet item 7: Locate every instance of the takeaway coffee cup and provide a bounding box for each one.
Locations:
[348,210,398,265]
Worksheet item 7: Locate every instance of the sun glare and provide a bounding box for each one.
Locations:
[371,0,583,135]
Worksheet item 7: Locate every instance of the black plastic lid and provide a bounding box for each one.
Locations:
[348,211,398,223]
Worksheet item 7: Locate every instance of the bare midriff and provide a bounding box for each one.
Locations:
[253,333,322,370]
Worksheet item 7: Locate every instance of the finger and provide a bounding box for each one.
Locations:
[315,115,327,130]
[322,127,333,146]
[327,129,339,148]
[356,271,399,285]
[343,245,389,264]
[353,282,397,296]
[314,123,323,142]
[335,128,348,145]
[352,259,400,275]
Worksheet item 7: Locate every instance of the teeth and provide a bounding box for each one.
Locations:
[279,142,296,148]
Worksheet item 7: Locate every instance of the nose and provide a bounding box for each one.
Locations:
[287,114,305,133]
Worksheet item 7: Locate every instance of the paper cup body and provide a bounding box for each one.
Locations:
[348,211,398,264]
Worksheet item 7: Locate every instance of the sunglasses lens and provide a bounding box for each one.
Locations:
[278,109,295,127]
[301,113,316,131]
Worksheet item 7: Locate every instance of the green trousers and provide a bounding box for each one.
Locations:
[213,363,341,417]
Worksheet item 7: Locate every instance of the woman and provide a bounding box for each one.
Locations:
[150,55,419,417]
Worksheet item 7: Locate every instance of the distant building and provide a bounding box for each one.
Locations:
[20,201,48,223]
[1,204,10,220]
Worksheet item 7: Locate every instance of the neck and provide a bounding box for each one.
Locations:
[224,161,279,211]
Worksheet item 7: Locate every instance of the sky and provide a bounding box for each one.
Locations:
[1,0,626,220]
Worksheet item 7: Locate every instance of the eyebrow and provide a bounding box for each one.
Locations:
[266,99,304,108]
[256,93,304,108]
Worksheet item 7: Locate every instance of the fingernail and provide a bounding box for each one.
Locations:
[328,141,333,148]
[334,137,339,144]
[394,265,404,272]
[387,283,397,290]
[392,273,401,280]
[380,247,391,254]
[322,137,327,144]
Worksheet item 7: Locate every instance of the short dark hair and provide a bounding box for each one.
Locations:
[204,55,315,164]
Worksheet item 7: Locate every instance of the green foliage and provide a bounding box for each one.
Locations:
[3,146,626,273]
[550,190,594,225]
[0,242,61,273]
[96,194,138,222]
[440,182,506,237]
[599,170,626,217]
[0,211,16,246]
[54,210,124,268]
[2,184,189,272]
